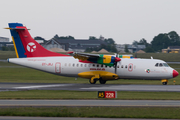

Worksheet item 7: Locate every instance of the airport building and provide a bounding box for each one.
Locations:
[0,37,9,42]
[0,37,13,50]
[42,38,107,52]
[116,44,146,53]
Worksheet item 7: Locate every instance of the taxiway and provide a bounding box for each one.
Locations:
[0,100,179,107]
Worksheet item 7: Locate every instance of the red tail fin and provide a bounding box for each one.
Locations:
[8,23,69,58]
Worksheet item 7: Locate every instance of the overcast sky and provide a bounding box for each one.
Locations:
[0,0,180,44]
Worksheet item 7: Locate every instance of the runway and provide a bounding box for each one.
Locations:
[0,100,179,107]
[0,83,180,92]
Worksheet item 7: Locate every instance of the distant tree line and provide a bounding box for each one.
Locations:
[85,36,117,53]
[53,34,75,39]
[1,46,14,51]
[132,31,180,53]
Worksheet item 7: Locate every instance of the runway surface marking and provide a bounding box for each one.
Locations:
[13,84,71,89]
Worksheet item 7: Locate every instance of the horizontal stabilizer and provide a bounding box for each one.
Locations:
[5,27,30,30]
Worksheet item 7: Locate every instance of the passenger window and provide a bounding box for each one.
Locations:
[159,63,163,67]
[65,63,67,66]
[101,64,103,67]
[92,64,95,67]
[77,64,79,67]
[121,65,123,68]
[97,64,99,67]
[155,63,158,67]
[105,65,107,68]
[69,63,71,67]
[85,64,86,67]
[125,65,127,68]
[81,64,83,67]
[109,66,111,68]
[88,64,91,67]
[73,63,75,67]
[117,65,119,68]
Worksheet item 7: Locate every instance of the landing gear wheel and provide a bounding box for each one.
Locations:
[89,78,97,84]
[162,82,167,85]
[99,79,106,84]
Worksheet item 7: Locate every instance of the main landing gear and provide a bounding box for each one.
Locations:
[99,79,106,84]
[89,78,97,84]
[89,78,107,84]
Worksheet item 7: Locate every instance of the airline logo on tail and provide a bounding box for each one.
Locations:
[27,42,36,52]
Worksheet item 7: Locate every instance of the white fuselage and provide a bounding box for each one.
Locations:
[8,56,174,80]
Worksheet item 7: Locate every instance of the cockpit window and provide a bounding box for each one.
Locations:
[155,63,169,67]
[163,63,169,67]
[155,63,159,67]
[159,63,163,67]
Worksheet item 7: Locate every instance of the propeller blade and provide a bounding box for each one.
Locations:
[114,55,121,74]
[114,62,117,73]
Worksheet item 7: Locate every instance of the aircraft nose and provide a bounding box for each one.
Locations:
[173,70,179,78]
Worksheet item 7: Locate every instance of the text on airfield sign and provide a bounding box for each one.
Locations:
[98,91,117,98]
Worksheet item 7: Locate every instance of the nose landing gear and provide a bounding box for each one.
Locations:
[161,79,168,85]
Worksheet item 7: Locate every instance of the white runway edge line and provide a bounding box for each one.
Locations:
[14,84,71,89]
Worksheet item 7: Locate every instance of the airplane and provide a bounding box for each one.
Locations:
[5,23,179,85]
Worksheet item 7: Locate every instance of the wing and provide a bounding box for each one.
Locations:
[71,52,121,67]
[73,52,99,61]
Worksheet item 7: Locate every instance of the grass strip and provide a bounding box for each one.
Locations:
[0,106,179,119]
[0,90,180,100]
[0,51,16,59]
[133,53,180,62]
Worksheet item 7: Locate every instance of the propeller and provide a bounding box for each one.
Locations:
[114,53,121,74]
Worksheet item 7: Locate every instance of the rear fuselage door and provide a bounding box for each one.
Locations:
[55,62,61,73]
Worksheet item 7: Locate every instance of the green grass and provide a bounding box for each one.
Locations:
[0,67,88,83]
[0,51,16,59]
[133,53,180,62]
[168,63,180,68]
[0,107,179,119]
[0,90,180,100]
[0,61,20,66]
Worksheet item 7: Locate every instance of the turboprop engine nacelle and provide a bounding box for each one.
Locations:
[96,55,121,67]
